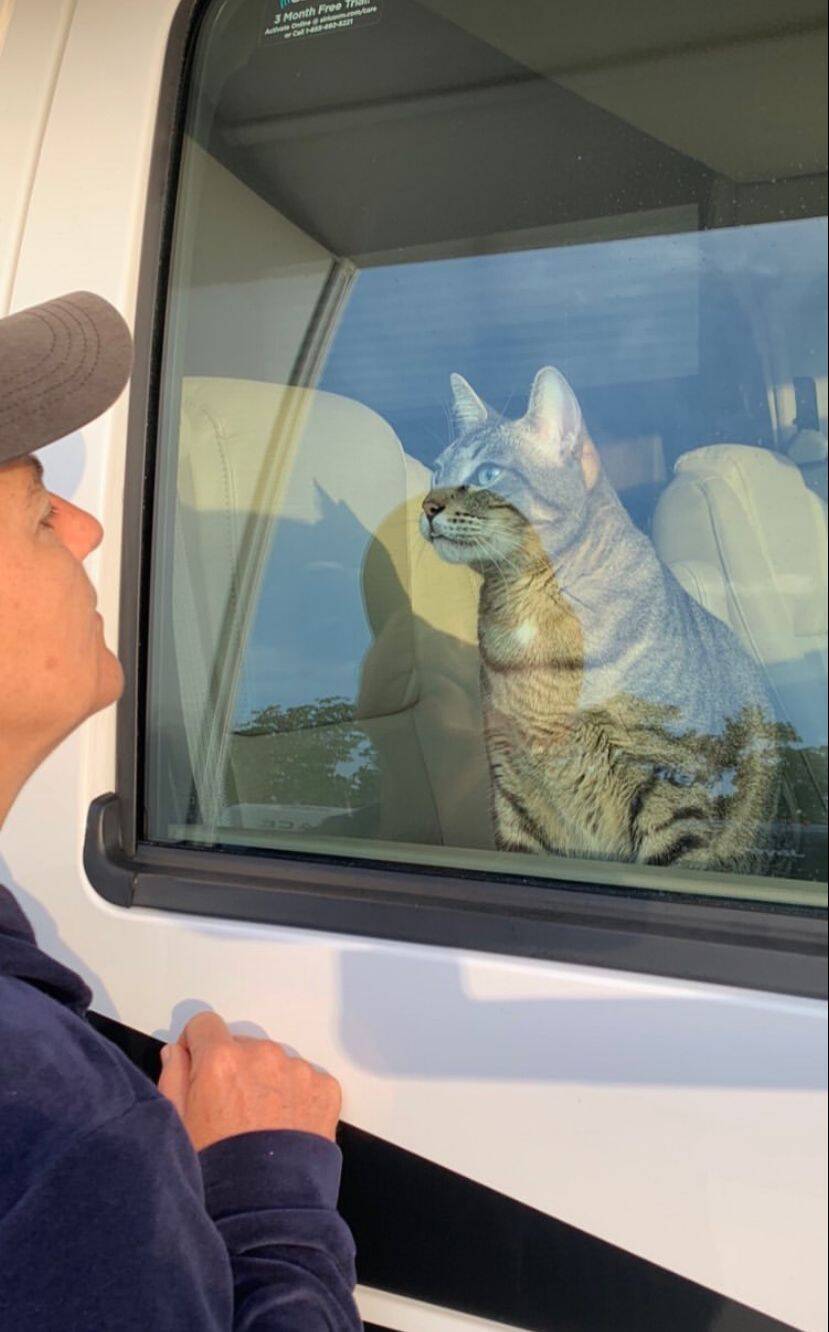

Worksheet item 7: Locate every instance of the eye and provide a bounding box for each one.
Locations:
[40,504,58,530]
[472,464,502,488]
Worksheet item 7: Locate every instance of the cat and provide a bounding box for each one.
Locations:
[420,366,780,871]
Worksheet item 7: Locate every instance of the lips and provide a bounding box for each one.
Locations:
[434,532,473,546]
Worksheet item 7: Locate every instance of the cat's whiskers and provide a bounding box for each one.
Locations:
[554,578,592,613]
[423,423,449,452]
[439,402,455,442]
[497,389,517,420]
[474,533,526,582]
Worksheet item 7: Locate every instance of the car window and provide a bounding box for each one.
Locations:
[145,0,828,905]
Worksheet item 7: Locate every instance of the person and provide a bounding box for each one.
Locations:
[0,292,362,1330]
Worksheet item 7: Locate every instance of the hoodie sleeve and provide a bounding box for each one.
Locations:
[0,1096,360,1332]
[200,1130,361,1330]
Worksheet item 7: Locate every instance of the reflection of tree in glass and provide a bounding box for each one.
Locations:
[773,734,828,882]
[777,741,828,823]
[666,712,826,878]
[234,696,378,809]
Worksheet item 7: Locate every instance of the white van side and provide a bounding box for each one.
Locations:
[2,3,826,1329]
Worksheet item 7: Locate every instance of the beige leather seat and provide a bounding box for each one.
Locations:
[171,377,490,849]
[652,444,828,822]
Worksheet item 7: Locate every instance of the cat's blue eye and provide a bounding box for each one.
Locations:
[472,464,502,488]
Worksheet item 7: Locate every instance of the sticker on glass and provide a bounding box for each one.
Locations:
[262,0,382,44]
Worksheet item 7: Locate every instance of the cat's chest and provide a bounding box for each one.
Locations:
[478,599,584,731]
[480,613,545,662]
[478,591,582,672]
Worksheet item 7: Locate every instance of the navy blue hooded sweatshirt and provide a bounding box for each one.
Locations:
[0,885,362,1330]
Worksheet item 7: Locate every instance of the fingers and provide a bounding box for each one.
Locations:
[160,1010,343,1149]
[157,1042,192,1117]
[234,1034,293,1056]
[178,1010,233,1061]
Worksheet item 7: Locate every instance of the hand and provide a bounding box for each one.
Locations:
[158,1011,342,1153]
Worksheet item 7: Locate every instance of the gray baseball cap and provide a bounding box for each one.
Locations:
[0,291,132,465]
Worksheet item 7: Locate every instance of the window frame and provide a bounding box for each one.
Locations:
[83,0,828,1000]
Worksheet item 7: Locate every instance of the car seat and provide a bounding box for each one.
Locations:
[652,443,828,851]
[170,377,491,850]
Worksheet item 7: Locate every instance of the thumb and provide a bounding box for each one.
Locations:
[157,1042,192,1119]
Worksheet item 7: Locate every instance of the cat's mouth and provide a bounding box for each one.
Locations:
[429,532,482,565]
[422,520,470,547]
[430,532,475,546]
[420,508,488,562]
[427,530,478,550]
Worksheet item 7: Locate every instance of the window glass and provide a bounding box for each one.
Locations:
[146,0,828,904]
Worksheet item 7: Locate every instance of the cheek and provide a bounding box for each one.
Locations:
[0,537,109,736]
[479,494,529,535]
[511,485,563,531]
[29,559,100,693]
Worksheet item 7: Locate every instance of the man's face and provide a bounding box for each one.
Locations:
[0,456,123,768]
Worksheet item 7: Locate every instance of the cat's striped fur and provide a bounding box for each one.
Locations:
[420,367,780,870]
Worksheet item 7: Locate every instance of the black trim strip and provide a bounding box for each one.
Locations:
[97,0,829,998]
[116,0,202,860]
[89,1012,800,1332]
[85,795,828,999]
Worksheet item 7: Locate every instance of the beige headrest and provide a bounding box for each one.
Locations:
[674,442,802,486]
[660,443,827,645]
[179,377,410,534]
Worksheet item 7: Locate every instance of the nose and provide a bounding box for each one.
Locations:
[53,496,104,560]
[422,497,445,522]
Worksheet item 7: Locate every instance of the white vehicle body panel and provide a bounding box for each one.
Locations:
[0,3,826,1329]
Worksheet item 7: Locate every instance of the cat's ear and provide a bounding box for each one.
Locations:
[450,372,489,435]
[524,367,583,457]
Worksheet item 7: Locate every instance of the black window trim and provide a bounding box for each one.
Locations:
[84,0,828,1001]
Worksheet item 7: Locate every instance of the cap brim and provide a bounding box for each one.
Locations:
[0,291,133,466]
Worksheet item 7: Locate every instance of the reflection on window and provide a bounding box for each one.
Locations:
[146,0,828,906]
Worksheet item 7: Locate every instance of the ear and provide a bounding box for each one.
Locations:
[524,367,583,457]
[450,372,489,435]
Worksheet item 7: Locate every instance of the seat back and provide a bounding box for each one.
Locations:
[652,444,828,813]
[169,377,488,847]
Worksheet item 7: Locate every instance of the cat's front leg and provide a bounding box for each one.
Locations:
[632,773,714,868]
[491,783,550,855]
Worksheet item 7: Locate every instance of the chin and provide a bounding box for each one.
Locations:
[432,536,476,565]
[95,645,125,710]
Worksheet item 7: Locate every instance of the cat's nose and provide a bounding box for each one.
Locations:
[422,497,446,522]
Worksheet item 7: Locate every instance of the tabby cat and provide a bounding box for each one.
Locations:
[420,367,780,870]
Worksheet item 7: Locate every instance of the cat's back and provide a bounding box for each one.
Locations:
[661,562,774,727]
